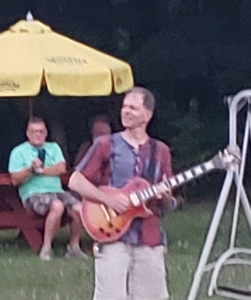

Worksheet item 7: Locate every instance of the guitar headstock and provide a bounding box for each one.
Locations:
[212,146,241,171]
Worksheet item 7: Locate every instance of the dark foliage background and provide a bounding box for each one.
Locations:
[0,0,250,198]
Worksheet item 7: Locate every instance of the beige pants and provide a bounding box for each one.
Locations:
[93,242,170,300]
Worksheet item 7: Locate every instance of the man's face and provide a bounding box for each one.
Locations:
[26,122,47,147]
[91,121,111,140]
[121,92,152,129]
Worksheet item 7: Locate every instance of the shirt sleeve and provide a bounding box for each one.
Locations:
[75,136,110,184]
[74,141,92,166]
[51,143,65,164]
[8,148,26,173]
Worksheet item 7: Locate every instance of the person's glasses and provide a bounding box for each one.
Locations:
[29,129,46,134]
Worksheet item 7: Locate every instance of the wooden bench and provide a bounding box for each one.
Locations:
[0,173,70,252]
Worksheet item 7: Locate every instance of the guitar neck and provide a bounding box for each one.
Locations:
[132,159,216,205]
[164,159,216,189]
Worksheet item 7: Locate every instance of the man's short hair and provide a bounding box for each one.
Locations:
[126,87,155,112]
[27,116,46,128]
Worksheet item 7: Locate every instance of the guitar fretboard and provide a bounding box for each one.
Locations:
[135,159,216,204]
[164,160,215,189]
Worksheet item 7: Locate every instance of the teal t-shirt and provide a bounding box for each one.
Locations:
[8,141,65,202]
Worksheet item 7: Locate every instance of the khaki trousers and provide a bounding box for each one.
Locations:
[93,242,170,300]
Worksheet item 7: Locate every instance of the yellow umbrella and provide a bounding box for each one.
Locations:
[0,16,134,98]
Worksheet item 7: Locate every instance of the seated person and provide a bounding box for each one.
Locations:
[8,116,87,261]
[74,115,111,166]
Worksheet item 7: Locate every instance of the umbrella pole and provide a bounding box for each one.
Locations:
[28,97,33,117]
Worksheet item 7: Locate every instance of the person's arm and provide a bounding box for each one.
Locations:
[35,142,66,176]
[31,143,66,176]
[71,137,131,213]
[9,147,33,186]
[69,171,111,204]
[11,161,66,184]
[10,168,32,186]
[38,161,66,176]
[69,171,130,213]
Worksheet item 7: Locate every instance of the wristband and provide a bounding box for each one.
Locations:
[33,167,44,174]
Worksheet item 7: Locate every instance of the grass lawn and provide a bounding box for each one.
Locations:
[0,201,250,300]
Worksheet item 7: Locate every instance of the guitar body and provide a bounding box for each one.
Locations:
[80,177,152,243]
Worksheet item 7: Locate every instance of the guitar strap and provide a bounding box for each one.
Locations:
[144,138,157,182]
[141,138,161,247]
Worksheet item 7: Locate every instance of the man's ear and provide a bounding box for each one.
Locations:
[45,129,48,139]
[146,110,153,122]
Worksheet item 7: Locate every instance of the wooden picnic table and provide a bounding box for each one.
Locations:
[0,173,70,252]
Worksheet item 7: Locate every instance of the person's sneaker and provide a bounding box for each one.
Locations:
[39,245,52,261]
[65,244,88,260]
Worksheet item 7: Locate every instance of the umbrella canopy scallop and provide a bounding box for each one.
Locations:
[0,18,134,97]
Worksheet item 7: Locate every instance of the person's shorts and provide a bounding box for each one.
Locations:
[93,242,169,300]
[24,191,81,216]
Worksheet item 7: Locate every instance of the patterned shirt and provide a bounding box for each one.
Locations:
[76,132,173,245]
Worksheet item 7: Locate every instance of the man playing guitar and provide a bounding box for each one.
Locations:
[69,87,176,300]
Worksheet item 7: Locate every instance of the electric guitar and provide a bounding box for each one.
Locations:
[80,146,241,243]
